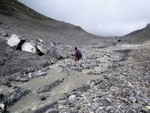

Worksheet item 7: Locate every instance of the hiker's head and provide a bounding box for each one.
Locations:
[75,47,77,50]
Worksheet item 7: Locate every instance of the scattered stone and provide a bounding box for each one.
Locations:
[37,78,64,94]
[39,95,47,101]
[141,107,150,113]
[26,44,150,113]
[135,92,150,104]
[32,70,47,78]
[68,95,76,101]
[3,86,30,106]
[7,34,21,47]
[96,106,104,113]
[126,108,137,113]
[1,27,150,113]
[128,97,136,103]
[130,103,142,109]
[58,100,68,105]
[22,42,37,53]
[8,72,29,82]
[91,102,100,110]
[89,81,95,88]
[4,81,12,87]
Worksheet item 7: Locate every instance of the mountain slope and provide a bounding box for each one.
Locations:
[0,0,101,46]
[123,24,150,43]
[0,0,105,77]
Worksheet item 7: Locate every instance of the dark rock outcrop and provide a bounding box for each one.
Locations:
[0,86,30,106]
[8,69,47,82]
[37,78,64,94]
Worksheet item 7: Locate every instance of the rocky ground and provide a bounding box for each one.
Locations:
[0,0,150,113]
[0,37,150,113]
[34,42,150,113]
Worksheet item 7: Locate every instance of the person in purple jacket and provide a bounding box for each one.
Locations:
[73,47,80,65]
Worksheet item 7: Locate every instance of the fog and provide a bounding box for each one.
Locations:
[19,0,150,36]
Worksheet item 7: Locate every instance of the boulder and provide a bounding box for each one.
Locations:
[48,42,67,59]
[39,41,67,58]
[37,44,48,55]
[22,42,37,53]
[45,42,56,55]
[55,47,67,59]
[7,34,20,47]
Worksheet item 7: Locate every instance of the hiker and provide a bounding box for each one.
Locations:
[72,47,82,65]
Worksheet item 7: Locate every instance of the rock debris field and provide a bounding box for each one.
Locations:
[0,0,150,112]
[0,34,150,113]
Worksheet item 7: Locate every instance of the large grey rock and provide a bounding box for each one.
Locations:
[7,34,20,47]
[45,42,67,59]
[36,42,56,56]
[22,42,37,53]
[37,44,48,54]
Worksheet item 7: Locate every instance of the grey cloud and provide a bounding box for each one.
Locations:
[19,0,150,36]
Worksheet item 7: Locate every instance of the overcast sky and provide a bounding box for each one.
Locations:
[19,0,150,36]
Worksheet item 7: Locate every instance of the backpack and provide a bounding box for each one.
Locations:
[77,50,82,59]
